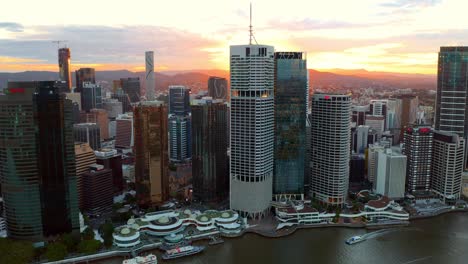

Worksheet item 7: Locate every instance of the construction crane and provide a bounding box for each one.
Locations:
[52,40,68,49]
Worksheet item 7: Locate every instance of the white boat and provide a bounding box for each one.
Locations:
[123,254,157,264]
[162,245,205,260]
[345,235,366,245]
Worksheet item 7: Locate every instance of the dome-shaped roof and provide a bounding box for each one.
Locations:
[158,216,170,224]
[121,228,131,235]
[200,216,209,222]
[127,218,135,225]
[221,212,230,218]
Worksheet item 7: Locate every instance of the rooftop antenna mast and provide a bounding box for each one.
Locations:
[249,3,258,45]
[52,40,68,49]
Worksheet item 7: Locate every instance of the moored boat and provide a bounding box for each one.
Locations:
[162,245,205,260]
[123,254,157,264]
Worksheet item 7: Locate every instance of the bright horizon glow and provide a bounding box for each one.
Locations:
[1,0,467,74]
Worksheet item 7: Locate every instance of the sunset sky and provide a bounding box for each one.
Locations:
[1,0,467,74]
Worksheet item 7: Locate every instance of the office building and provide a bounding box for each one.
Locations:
[403,125,433,194]
[112,93,133,113]
[310,93,351,206]
[352,105,369,127]
[375,149,407,200]
[75,68,95,93]
[81,82,102,112]
[134,101,169,206]
[191,98,228,202]
[208,77,228,100]
[354,125,370,154]
[103,98,123,119]
[350,154,366,184]
[368,143,386,184]
[82,165,113,216]
[90,108,109,140]
[230,44,275,219]
[273,52,308,196]
[115,113,134,148]
[74,123,101,150]
[75,143,96,209]
[58,48,72,91]
[0,82,79,241]
[95,148,123,194]
[431,131,465,203]
[169,115,192,162]
[145,51,155,100]
[365,115,385,139]
[398,95,419,140]
[65,92,82,110]
[169,86,191,116]
[121,77,141,103]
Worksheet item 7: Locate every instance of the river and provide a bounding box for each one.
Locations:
[98,212,468,264]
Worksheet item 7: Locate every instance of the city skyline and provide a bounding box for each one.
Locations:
[1,0,468,74]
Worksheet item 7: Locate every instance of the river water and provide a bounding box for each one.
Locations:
[99,212,468,264]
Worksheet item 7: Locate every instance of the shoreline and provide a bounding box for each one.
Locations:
[45,209,467,264]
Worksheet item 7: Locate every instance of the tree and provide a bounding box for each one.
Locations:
[60,233,79,252]
[77,239,102,254]
[100,221,115,248]
[0,238,35,264]
[82,227,95,241]
[45,242,68,261]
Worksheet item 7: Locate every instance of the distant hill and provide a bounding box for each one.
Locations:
[0,68,436,92]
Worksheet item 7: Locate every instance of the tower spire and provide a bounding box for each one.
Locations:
[249,2,252,45]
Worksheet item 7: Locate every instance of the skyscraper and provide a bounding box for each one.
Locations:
[169,115,192,162]
[435,47,468,168]
[208,77,228,100]
[399,95,419,140]
[81,82,102,112]
[58,48,72,91]
[73,123,101,150]
[111,92,133,113]
[431,131,465,203]
[134,101,169,206]
[145,51,155,101]
[121,77,141,103]
[169,86,191,116]
[273,52,308,197]
[0,81,79,241]
[230,44,274,219]
[192,98,228,203]
[95,148,123,194]
[310,93,351,206]
[375,149,407,200]
[115,113,134,148]
[75,143,96,210]
[82,164,113,216]
[75,68,96,93]
[403,125,433,194]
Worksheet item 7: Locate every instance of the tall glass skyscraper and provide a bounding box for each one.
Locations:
[273,52,308,197]
[0,81,79,241]
[310,93,351,206]
[169,86,191,116]
[58,48,72,91]
[168,86,191,162]
[230,44,274,219]
[81,82,102,112]
[75,68,96,93]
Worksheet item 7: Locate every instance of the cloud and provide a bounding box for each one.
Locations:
[0,22,23,32]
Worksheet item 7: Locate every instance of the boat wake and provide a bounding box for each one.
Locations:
[364,227,421,240]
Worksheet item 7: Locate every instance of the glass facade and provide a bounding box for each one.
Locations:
[273,52,308,195]
[169,86,191,116]
[121,77,141,103]
[75,68,96,93]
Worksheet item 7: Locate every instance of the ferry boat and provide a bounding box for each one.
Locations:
[123,254,157,264]
[345,235,366,245]
[162,245,205,260]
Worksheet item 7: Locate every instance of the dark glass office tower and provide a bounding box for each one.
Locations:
[169,86,191,116]
[134,101,169,207]
[192,99,228,203]
[0,81,79,241]
[435,47,468,168]
[81,82,102,112]
[121,77,141,103]
[273,52,308,196]
[58,48,72,91]
[169,115,192,162]
[75,68,96,93]
[208,77,228,100]
[73,123,101,150]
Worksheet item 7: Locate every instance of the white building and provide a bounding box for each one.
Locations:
[310,93,351,206]
[368,143,386,184]
[375,149,407,200]
[356,125,370,154]
[365,115,385,139]
[431,131,465,203]
[145,51,155,101]
[230,44,274,219]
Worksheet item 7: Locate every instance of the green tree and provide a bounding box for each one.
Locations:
[60,233,79,252]
[45,242,68,261]
[82,227,95,241]
[0,238,35,264]
[77,239,102,254]
[100,221,115,248]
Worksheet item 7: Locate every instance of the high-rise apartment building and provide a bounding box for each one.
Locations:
[230,44,274,219]
[145,51,155,100]
[273,52,308,196]
[310,93,351,206]
[431,131,465,203]
[134,101,169,206]
[169,115,192,162]
[73,123,101,150]
[74,143,96,209]
[81,82,102,112]
[208,77,228,100]
[191,98,228,202]
[0,81,79,241]
[403,125,433,194]
[58,48,72,91]
[75,68,96,93]
[121,77,141,103]
[169,86,191,116]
